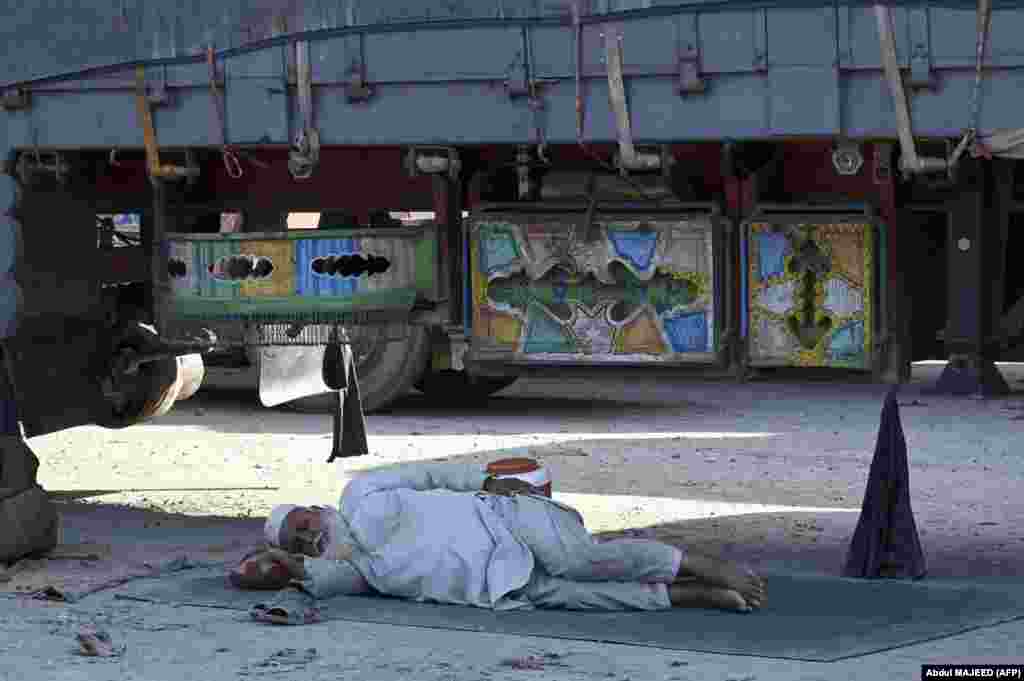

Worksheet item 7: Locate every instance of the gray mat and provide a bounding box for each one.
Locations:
[104,567,1024,662]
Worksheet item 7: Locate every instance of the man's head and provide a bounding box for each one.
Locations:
[265,504,324,557]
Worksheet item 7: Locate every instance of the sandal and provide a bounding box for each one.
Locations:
[250,587,322,626]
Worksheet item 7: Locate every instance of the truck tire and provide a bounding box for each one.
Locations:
[282,325,431,414]
[414,371,517,403]
[96,323,183,429]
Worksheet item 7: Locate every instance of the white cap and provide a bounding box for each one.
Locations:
[493,466,549,488]
[264,504,301,548]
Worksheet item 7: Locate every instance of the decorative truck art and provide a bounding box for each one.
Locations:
[745,219,877,370]
[469,213,721,364]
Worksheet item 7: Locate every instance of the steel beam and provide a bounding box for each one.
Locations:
[933,158,1010,396]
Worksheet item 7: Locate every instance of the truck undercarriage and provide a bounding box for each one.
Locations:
[3,0,1024,563]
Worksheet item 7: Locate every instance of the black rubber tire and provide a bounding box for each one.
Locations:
[414,370,518,403]
[281,325,432,414]
[96,323,182,429]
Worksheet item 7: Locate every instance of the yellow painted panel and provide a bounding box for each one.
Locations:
[239,240,295,298]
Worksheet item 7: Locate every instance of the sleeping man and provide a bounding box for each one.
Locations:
[233,461,766,616]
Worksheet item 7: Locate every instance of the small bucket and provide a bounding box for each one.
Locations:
[486,457,552,497]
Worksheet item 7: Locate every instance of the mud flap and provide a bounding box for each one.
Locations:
[257,345,332,408]
[256,342,368,461]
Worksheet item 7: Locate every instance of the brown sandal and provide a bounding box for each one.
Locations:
[250,588,322,626]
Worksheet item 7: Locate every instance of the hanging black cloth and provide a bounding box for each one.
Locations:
[323,341,369,463]
[842,388,927,579]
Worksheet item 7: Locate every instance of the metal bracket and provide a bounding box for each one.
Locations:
[145,67,172,108]
[873,142,893,185]
[506,27,554,162]
[347,63,373,103]
[404,146,461,181]
[135,66,199,182]
[346,34,374,103]
[907,7,934,90]
[754,9,769,72]
[14,151,70,185]
[678,46,706,95]
[677,14,706,95]
[604,29,667,176]
[289,40,320,180]
[1,89,30,111]
[506,57,530,99]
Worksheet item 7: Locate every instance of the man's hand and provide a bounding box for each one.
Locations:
[483,476,542,496]
[264,548,308,580]
[230,549,306,590]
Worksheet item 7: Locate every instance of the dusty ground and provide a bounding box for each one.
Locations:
[1,361,1023,679]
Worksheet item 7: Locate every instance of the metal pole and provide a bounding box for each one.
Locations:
[149,180,170,338]
[873,5,947,176]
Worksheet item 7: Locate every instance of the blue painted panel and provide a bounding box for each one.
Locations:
[228,47,286,79]
[8,2,1024,147]
[846,6,910,69]
[662,311,709,353]
[26,92,144,148]
[595,17,677,74]
[151,90,219,148]
[314,82,534,144]
[226,79,291,144]
[700,11,762,73]
[310,35,362,83]
[767,8,836,66]
[825,320,866,363]
[986,8,1024,67]
[757,232,788,281]
[929,8,983,66]
[295,238,357,297]
[608,230,658,271]
[768,68,838,135]
[530,25,575,80]
[366,28,521,81]
[522,305,572,354]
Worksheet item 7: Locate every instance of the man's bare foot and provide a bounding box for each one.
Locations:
[675,552,766,609]
[668,583,752,613]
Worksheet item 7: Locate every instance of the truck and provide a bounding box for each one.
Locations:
[2,0,1024,561]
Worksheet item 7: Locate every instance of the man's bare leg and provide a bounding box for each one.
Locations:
[668,582,751,612]
[673,549,766,610]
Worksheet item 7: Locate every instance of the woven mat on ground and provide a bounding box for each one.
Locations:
[98,566,1024,662]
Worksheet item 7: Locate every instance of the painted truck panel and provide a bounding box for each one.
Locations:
[165,226,437,323]
[744,219,876,370]
[468,213,720,364]
[4,3,1024,147]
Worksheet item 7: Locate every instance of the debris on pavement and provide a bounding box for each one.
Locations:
[32,586,67,602]
[240,648,318,675]
[498,652,570,671]
[75,626,123,657]
[45,543,112,562]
